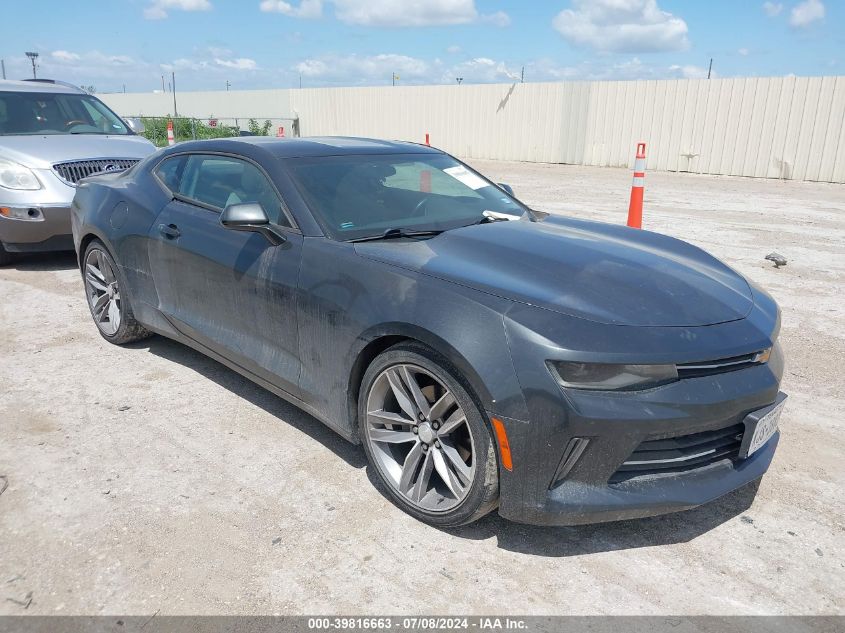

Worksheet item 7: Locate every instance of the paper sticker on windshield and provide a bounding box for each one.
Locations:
[444,166,489,190]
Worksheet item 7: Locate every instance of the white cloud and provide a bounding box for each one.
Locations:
[480,11,511,27]
[51,50,81,62]
[260,0,506,28]
[144,0,211,20]
[215,58,258,70]
[669,63,712,79]
[552,0,690,53]
[332,0,477,27]
[790,0,824,27]
[259,0,322,18]
[738,47,749,56]
[49,50,134,68]
[443,57,521,83]
[762,2,783,17]
[296,53,430,83]
[447,45,462,54]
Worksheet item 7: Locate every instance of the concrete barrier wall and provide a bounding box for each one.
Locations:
[100,76,845,183]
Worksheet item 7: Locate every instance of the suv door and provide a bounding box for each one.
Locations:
[148,152,303,396]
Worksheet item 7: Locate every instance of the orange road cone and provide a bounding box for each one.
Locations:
[627,142,646,229]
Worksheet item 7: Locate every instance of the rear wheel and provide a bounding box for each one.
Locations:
[359,342,499,527]
[82,240,151,345]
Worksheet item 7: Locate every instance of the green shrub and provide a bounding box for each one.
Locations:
[140,116,241,147]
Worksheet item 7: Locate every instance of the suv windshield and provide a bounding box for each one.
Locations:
[286,153,527,241]
[0,90,130,136]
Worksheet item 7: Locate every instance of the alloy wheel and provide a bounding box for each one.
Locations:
[364,363,476,512]
[84,249,122,336]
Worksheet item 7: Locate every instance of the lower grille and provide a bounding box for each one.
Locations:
[53,159,140,185]
[610,423,744,484]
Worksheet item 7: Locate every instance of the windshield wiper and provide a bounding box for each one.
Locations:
[348,228,444,243]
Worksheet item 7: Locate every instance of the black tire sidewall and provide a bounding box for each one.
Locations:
[358,342,499,527]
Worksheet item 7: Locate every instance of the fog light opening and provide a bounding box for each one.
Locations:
[549,437,590,489]
[0,206,44,221]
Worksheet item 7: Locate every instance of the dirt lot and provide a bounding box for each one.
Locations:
[1,162,843,616]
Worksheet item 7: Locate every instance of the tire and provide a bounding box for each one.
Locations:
[359,341,499,527]
[82,239,152,345]
[0,243,14,267]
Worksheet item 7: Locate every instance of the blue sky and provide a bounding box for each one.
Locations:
[1,0,841,93]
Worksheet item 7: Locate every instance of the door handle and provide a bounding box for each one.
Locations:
[158,223,181,239]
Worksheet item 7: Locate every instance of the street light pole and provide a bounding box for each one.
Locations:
[172,71,178,118]
[25,52,39,79]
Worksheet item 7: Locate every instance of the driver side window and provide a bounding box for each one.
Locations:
[155,154,290,228]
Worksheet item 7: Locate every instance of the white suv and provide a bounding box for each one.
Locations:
[0,79,156,265]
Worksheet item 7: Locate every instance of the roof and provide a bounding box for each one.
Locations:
[0,79,85,94]
[216,136,441,158]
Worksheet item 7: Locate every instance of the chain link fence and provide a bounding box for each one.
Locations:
[129,116,300,147]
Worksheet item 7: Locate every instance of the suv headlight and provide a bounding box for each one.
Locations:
[0,159,42,190]
[548,361,678,391]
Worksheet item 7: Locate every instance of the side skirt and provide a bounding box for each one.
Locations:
[137,303,359,444]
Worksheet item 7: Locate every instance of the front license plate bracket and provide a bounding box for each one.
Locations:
[739,392,787,458]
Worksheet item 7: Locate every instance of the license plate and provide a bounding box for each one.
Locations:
[741,393,787,458]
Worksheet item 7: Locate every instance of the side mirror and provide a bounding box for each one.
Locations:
[498,183,515,196]
[125,117,145,134]
[220,203,285,245]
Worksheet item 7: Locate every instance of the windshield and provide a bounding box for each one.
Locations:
[285,153,527,241]
[0,91,130,136]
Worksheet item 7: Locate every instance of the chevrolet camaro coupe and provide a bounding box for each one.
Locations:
[71,137,786,527]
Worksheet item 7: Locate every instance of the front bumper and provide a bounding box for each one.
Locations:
[494,299,784,526]
[0,205,73,251]
[0,167,75,252]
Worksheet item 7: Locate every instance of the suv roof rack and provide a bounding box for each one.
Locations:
[21,78,86,93]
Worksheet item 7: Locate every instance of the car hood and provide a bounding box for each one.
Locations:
[0,134,156,168]
[354,216,754,327]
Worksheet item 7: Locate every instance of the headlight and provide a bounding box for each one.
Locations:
[548,361,678,391]
[0,159,42,190]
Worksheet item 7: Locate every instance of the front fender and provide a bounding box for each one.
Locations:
[296,238,530,437]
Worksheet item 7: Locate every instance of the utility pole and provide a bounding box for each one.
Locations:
[226,80,231,91]
[25,51,39,79]
[1,59,5,80]
[521,66,525,83]
[707,58,713,79]
[161,75,166,92]
[122,84,126,93]
[392,72,399,87]
[172,71,178,118]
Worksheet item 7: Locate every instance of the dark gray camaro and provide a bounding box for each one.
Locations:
[71,137,786,527]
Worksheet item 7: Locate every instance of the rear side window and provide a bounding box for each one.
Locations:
[154,155,189,193]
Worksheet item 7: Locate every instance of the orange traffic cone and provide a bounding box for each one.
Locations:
[627,142,647,229]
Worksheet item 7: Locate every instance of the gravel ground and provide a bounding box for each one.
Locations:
[0,162,843,616]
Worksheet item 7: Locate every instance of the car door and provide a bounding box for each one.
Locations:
[147,152,303,397]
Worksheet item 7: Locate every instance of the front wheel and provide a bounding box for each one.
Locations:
[82,240,152,345]
[359,342,499,527]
